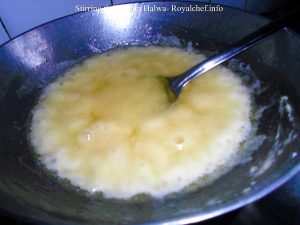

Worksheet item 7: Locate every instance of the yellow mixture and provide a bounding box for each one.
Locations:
[31,46,251,199]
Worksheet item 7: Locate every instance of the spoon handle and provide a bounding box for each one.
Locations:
[169,6,300,98]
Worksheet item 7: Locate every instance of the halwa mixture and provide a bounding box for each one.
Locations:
[31,47,251,199]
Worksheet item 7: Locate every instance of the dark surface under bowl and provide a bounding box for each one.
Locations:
[1,2,300,225]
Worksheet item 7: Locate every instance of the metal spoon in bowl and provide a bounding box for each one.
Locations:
[163,7,299,101]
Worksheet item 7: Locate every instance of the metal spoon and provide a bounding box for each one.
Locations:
[164,7,299,101]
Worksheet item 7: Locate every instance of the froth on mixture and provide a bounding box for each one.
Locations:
[31,46,252,199]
